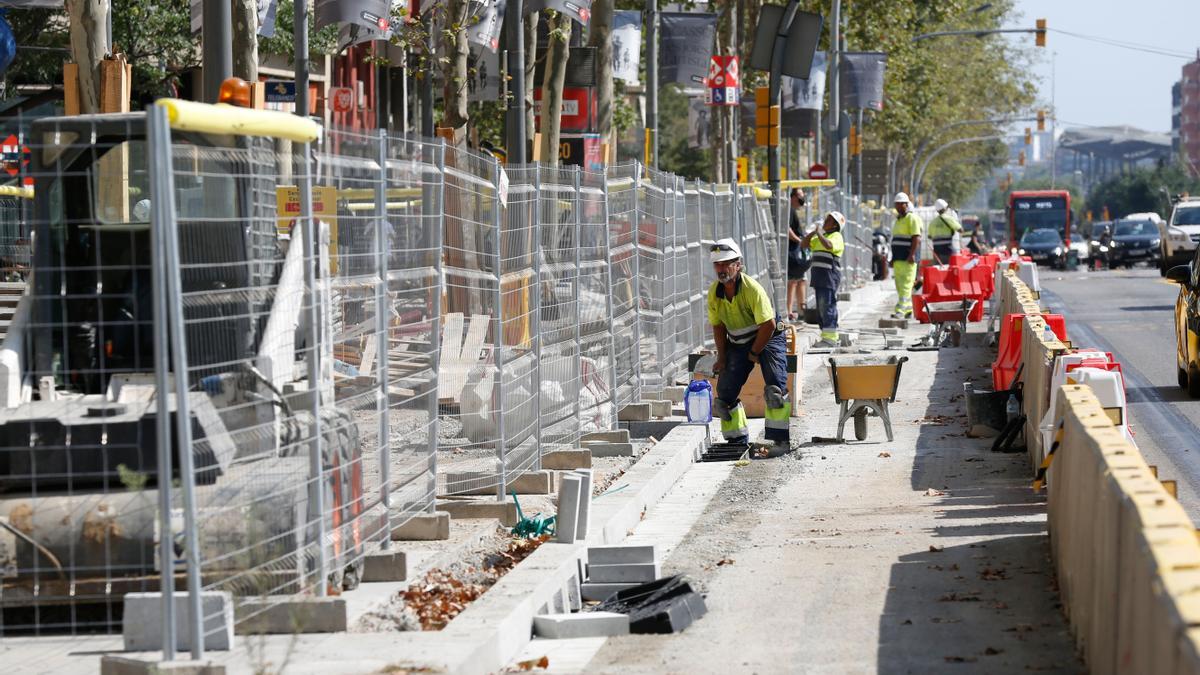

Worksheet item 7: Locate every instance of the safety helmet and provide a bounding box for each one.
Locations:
[710,238,743,263]
[893,192,911,205]
[933,198,948,211]
[828,211,846,228]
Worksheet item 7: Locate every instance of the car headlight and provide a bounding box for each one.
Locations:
[1090,240,1100,246]
[1151,238,1161,247]
[1018,248,1026,255]
[1099,245,1109,252]
[1169,227,1190,242]
[1111,241,1122,248]
[1054,246,1063,255]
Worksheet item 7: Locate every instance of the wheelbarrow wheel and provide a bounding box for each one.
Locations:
[853,409,869,441]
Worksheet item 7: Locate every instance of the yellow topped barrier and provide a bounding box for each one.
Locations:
[155,99,321,143]
[0,185,33,199]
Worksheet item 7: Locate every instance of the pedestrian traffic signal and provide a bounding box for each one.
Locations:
[1024,128,1032,145]
[1037,110,1046,131]
[1035,19,1046,47]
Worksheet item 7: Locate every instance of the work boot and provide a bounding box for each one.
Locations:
[814,338,839,349]
[751,439,789,458]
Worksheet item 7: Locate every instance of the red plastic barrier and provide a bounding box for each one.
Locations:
[992,313,1026,391]
[912,263,990,323]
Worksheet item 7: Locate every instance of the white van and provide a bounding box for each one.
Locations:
[1160,199,1200,275]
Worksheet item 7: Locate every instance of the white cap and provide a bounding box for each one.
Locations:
[933,198,948,211]
[894,192,911,204]
[828,211,846,228]
[710,238,743,263]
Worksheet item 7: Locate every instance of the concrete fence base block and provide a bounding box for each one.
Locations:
[122,591,234,653]
[658,386,687,404]
[235,597,348,634]
[362,550,407,583]
[391,512,451,541]
[581,441,637,457]
[621,419,686,440]
[101,656,226,675]
[588,562,661,583]
[648,400,673,417]
[581,429,631,443]
[618,403,653,421]
[556,475,583,544]
[436,499,520,527]
[542,449,592,470]
[588,544,659,564]
[580,582,641,602]
[441,470,554,496]
[533,612,631,639]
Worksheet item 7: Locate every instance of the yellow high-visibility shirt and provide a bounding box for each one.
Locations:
[707,273,775,345]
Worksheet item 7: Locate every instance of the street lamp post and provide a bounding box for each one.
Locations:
[908,115,1039,193]
[913,133,1006,197]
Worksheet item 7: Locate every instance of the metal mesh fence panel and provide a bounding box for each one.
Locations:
[579,168,616,431]
[605,163,641,410]
[684,181,707,352]
[536,166,581,452]
[667,176,692,384]
[637,167,672,389]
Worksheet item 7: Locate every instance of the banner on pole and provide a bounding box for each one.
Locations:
[660,12,717,87]
[688,97,712,148]
[315,0,392,32]
[468,45,502,102]
[612,11,641,85]
[466,0,506,52]
[838,51,887,111]
[781,51,826,111]
[524,0,592,25]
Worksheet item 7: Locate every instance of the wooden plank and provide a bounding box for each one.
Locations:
[359,334,378,375]
[461,314,490,366]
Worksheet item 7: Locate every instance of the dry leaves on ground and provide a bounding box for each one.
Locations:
[512,656,550,671]
[980,567,1009,581]
[878,451,892,458]
[924,488,947,497]
[939,591,982,602]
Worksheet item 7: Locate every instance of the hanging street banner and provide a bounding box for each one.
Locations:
[838,51,887,111]
[523,0,592,25]
[660,12,717,87]
[338,20,392,50]
[612,11,641,85]
[781,50,826,111]
[466,0,506,52]
[688,97,712,149]
[315,0,392,32]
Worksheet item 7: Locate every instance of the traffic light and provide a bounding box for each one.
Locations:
[849,125,860,155]
[1035,19,1046,47]
[1037,110,1046,132]
[1024,128,1032,145]
[1018,150,1025,166]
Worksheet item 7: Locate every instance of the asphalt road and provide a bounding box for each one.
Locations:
[1038,265,1200,521]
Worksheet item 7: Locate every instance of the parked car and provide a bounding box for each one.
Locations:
[1018,228,1067,268]
[1160,198,1200,275]
[1109,218,1161,268]
[1168,255,1200,395]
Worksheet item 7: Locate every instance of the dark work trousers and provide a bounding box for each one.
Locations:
[814,286,839,341]
[716,329,791,443]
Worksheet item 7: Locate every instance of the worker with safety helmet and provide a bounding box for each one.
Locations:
[802,211,846,348]
[927,198,963,263]
[890,192,924,319]
[707,238,791,451]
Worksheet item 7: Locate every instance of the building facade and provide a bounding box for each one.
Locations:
[1182,53,1200,175]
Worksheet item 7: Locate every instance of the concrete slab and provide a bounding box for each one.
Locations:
[581,441,637,457]
[618,403,652,421]
[542,449,592,470]
[588,544,658,565]
[648,400,673,417]
[391,511,451,541]
[436,499,520,527]
[582,429,631,443]
[123,591,234,652]
[100,656,226,675]
[362,550,407,582]
[587,562,660,583]
[235,597,348,634]
[580,582,641,602]
[533,612,630,639]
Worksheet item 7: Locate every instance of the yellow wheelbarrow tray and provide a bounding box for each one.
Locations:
[825,355,909,442]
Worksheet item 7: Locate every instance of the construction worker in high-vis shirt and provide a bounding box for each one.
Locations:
[707,238,791,451]
[927,198,962,263]
[802,211,846,348]
[890,192,924,319]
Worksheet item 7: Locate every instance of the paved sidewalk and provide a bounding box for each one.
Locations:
[578,292,1083,674]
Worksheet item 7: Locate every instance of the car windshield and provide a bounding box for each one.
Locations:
[1114,221,1156,236]
[1021,230,1061,245]
[1176,206,1200,227]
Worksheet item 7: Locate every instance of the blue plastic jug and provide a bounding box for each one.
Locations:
[685,379,713,423]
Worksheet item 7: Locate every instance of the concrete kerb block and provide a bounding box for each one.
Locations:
[621,419,686,440]
[588,544,658,564]
[581,441,636,457]
[588,562,660,583]
[542,449,592,470]
[234,596,348,634]
[582,429,631,443]
[436,499,520,527]
[391,511,451,541]
[122,591,234,652]
[101,656,226,675]
[362,549,407,582]
[556,474,583,544]
[533,612,630,639]
[618,403,652,421]
[573,469,593,540]
[441,470,554,496]
[649,400,673,418]
[580,582,641,602]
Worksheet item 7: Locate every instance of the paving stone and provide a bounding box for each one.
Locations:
[533,612,630,639]
[123,591,234,652]
[588,544,658,564]
[391,512,450,541]
[618,403,652,421]
[441,470,553,496]
[588,562,661,583]
[574,469,593,540]
[101,656,226,675]
[879,317,909,329]
[541,449,592,470]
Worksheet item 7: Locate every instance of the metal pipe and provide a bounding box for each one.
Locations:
[645,1,659,167]
[767,0,800,219]
[295,0,310,120]
[911,27,1039,43]
[571,166,583,445]
[375,129,392,548]
[202,0,232,103]
[828,0,840,184]
[531,164,543,470]
[493,156,508,500]
[915,134,1005,198]
[427,139,446,511]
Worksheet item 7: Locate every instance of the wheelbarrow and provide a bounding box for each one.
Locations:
[912,299,978,350]
[823,355,909,442]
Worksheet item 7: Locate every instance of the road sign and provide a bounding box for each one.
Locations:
[329,86,355,114]
[1,134,30,185]
[808,163,828,180]
[264,80,297,103]
[706,56,739,106]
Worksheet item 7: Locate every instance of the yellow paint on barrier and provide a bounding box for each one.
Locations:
[276,185,339,274]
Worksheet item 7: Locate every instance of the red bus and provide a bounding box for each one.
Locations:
[1008,189,1072,248]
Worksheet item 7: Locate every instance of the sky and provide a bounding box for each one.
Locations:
[1011,0,1200,134]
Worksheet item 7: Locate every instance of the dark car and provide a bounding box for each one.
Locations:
[1018,228,1067,268]
[1109,219,1161,268]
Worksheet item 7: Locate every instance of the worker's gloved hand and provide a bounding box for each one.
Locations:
[712,397,733,422]
[764,385,785,410]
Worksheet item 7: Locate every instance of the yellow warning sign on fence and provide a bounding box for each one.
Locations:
[277,185,339,273]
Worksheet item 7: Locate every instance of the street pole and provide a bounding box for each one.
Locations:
[645,0,659,167]
[422,16,434,137]
[828,0,840,186]
[202,0,233,103]
[294,0,309,119]
[726,3,737,186]
[767,1,800,212]
[505,4,526,163]
[1050,50,1057,188]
